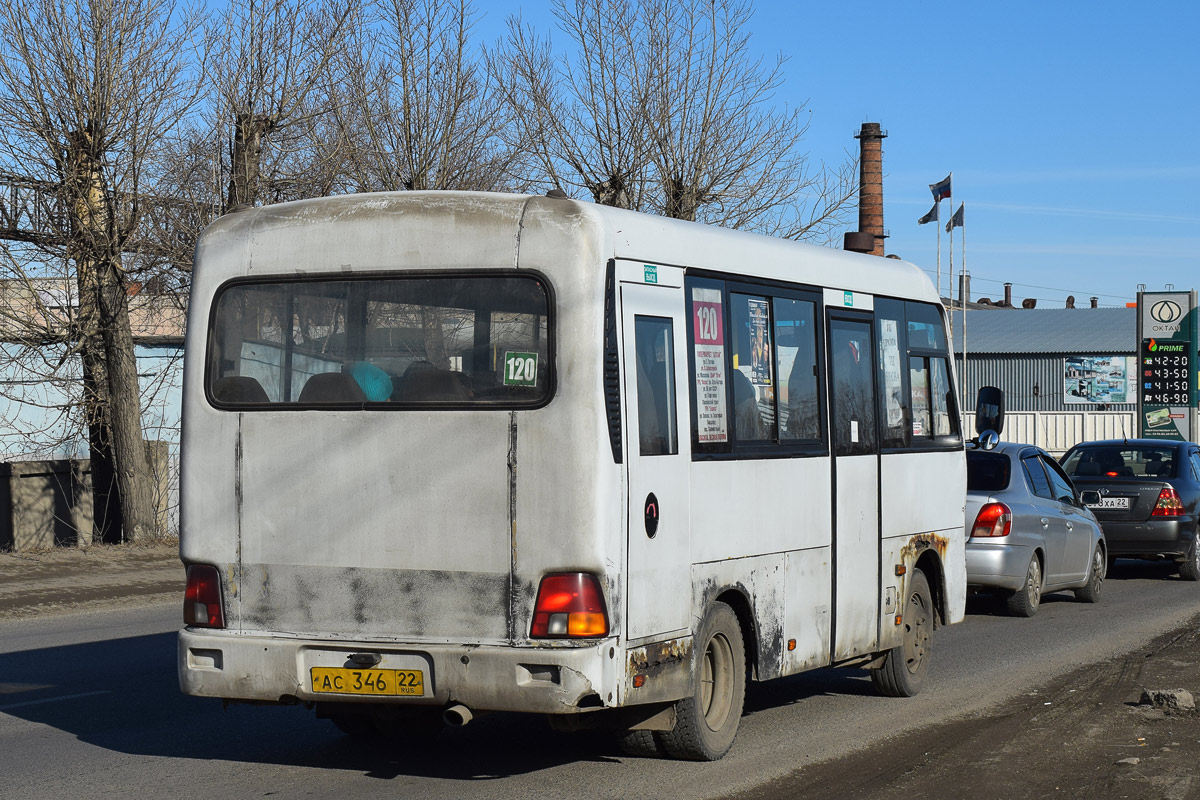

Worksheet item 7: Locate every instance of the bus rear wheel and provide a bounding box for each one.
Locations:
[870,568,932,698]
[657,601,746,761]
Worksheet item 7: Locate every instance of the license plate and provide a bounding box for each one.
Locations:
[1087,497,1131,509]
[310,667,424,696]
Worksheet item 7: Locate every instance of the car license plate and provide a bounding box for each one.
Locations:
[310,667,424,696]
[1087,497,1131,509]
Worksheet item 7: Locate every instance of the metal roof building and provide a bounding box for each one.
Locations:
[950,306,1137,414]
[951,307,1134,355]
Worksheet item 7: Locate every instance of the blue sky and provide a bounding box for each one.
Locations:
[477,0,1198,308]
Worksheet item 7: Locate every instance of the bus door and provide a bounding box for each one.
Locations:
[827,311,881,660]
[619,265,691,642]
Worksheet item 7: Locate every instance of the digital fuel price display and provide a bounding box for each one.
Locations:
[1141,339,1192,405]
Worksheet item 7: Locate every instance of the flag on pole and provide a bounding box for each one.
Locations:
[945,203,964,233]
[918,203,939,225]
[929,173,952,202]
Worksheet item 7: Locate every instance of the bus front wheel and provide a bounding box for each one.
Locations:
[657,601,746,760]
[870,568,932,698]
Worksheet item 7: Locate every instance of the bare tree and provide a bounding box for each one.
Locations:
[496,0,855,238]
[337,0,520,193]
[0,0,201,542]
[209,0,355,209]
[640,0,855,238]
[495,0,651,206]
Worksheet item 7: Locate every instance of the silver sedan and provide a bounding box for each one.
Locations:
[966,442,1106,616]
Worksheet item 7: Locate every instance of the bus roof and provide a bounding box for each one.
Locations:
[194,191,940,306]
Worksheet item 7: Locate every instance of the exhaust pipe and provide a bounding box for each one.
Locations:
[443,704,473,727]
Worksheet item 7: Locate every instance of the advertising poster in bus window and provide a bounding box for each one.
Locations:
[880,319,903,427]
[748,297,770,384]
[692,288,728,443]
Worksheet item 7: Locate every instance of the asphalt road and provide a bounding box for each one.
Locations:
[2,560,1198,800]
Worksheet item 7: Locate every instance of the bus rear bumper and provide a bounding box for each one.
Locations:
[178,628,617,714]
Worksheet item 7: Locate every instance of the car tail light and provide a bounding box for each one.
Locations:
[1152,486,1184,517]
[184,565,225,628]
[530,573,609,638]
[971,502,1012,538]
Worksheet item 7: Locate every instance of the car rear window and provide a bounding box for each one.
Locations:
[1062,446,1178,479]
[967,451,1010,491]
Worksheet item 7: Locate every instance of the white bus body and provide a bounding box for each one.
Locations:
[179,192,966,760]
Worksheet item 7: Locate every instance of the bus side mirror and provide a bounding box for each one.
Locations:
[973,386,1004,450]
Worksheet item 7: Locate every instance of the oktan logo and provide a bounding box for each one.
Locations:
[1150,300,1182,324]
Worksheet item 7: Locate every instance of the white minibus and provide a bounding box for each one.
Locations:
[179,191,967,760]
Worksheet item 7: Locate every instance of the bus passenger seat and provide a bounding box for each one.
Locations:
[298,372,366,403]
[399,369,471,401]
[212,376,269,403]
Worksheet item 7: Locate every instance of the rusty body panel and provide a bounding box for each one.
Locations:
[624,635,693,704]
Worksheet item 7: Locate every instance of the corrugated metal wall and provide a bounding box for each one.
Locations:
[954,353,1136,454]
[955,354,1135,413]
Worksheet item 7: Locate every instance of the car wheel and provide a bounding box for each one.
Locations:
[870,569,933,697]
[1178,536,1200,582]
[1074,546,1105,603]
[656,602,746,761]
[1006,556,1042,617]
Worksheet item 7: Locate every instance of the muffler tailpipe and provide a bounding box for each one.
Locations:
[443,704,473,726]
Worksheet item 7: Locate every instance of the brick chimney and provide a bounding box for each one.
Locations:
[843,123,887,255]
[1004,282,1013,307]
[856,123,886,256]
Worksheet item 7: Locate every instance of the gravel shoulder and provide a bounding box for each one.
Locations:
[0,540,183,620]
[745,616,1200,800]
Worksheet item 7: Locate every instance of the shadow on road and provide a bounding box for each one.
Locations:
[0,627,886,777]
[0,631,632,780]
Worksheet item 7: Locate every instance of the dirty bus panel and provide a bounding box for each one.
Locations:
[179,191,966,762]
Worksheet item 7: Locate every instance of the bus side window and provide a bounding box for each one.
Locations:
[635,316,678,456]
[774,297,819,441]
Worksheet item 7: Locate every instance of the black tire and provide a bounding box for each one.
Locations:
[616,729,666,758]
[656,602,746,761]
[1178,536,1200,582]
[871,569,933,697]
[1074,545,1105,603]
[1006,555,1042,617]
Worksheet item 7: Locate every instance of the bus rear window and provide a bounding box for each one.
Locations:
[207,274,552,408]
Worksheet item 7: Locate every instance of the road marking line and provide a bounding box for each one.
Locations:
[0,690,111,711]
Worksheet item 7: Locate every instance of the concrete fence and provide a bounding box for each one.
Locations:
[0,440,173,552]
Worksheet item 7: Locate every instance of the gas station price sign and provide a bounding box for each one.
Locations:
[1141,339,1191,405]
[1137,290,1197,441]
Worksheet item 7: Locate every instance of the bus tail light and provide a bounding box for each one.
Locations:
[530,573,609,638]
[1152,486,1184,516]
[184,565,225,628]
[971,502,1012,538]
